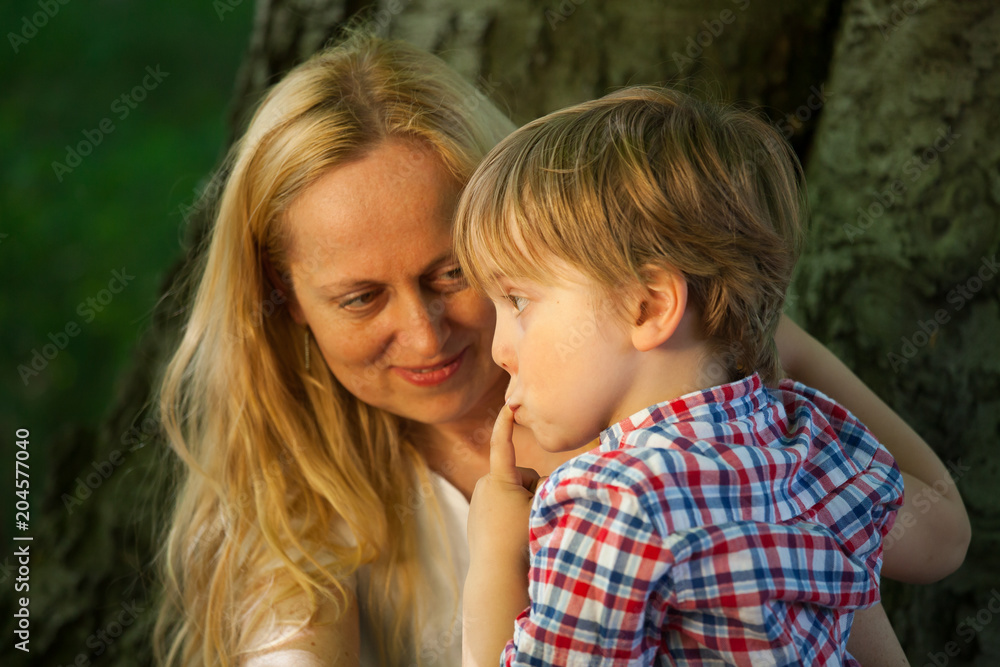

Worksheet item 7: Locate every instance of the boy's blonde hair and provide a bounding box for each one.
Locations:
[454,85,806,385]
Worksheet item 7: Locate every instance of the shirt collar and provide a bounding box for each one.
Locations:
[599,373,765,450]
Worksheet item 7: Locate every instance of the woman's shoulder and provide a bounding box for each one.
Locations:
[242,584,360,666]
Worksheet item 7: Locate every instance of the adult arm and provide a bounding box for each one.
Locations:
[241,588,360,667]
[847,603,911,666]
[775,315,970,583]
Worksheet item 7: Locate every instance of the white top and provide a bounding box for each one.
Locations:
[244,473,471,666]
[356,472,470,666]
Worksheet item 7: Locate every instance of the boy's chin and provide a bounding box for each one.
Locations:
[538,433,597,454]
[512,418,597,455]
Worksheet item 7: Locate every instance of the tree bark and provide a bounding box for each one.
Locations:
[6,1,997,665]
[789,0,1000,662]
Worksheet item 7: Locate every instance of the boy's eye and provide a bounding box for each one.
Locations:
[505,294,529,313]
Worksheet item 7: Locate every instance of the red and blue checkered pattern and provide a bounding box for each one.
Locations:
[501,373,904,666]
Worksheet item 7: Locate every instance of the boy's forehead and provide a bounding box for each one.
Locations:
[487,260,595,291]
[481,271,531,296]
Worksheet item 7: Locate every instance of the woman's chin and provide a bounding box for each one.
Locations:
[394,386,494,427]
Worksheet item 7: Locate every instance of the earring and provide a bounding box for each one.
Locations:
[304,329,311,372]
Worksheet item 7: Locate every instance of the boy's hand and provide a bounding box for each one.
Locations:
[463,403,540,666]
[467,403,541,567]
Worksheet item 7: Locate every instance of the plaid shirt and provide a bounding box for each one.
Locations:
[501,374,903,666]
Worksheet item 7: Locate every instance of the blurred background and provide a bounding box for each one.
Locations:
[3,0,999,665]
[0,0,252,502]
[0,0,251,663]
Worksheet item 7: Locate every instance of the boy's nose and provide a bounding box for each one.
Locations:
[491,311,517,373]
[491,337,517,374]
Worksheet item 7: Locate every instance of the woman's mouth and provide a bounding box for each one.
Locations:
[392,347,467,387]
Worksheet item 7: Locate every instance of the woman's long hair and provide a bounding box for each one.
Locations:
[154,30,514,666]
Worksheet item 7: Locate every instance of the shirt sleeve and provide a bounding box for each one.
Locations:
[501,473,672,666]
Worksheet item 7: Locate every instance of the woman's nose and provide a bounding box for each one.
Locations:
[400,290,450,358]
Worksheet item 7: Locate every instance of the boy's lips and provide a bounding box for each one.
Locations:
[508,403,523,424]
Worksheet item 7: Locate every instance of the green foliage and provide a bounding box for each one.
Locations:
[1,2,251,663]
[0,0,251,505]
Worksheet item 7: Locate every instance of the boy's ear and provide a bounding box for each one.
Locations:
[262,251,306,325]
[630,265,687,352]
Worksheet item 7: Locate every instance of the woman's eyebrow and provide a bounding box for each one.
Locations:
[425,251,459,271]
[318,251,458,292]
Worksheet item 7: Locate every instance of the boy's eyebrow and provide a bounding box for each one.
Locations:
[488,273,526,291]
[476,273,518,299]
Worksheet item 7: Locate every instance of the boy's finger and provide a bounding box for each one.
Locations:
[489,403,520,484]
[522,473,548,495]
[516,466,540,493]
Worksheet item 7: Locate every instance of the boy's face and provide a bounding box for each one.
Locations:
[490,259,642,452]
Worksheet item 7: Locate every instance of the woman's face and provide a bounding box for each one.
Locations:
[283,138,506,426]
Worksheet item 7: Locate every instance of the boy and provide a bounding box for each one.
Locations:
[454,86,904,665]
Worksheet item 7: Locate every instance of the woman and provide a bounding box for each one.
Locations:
[155,30,969,666]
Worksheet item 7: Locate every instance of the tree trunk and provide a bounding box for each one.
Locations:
[6,1,996,665]
[788,0,1000,662]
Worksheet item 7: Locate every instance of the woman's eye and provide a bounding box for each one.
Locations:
[340,290,379,309]
[434,266,468,292]
[506,294,528,313]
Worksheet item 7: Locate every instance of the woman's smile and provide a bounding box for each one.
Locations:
[284,138,506,425]
[392,346,468,386]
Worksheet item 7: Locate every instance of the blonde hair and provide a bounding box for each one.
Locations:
[454,86,805,384]
[155,30,514,666]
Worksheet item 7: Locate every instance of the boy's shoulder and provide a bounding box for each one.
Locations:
[539,375,902,534]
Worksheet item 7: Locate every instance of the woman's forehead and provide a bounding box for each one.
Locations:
[284,141,461,285]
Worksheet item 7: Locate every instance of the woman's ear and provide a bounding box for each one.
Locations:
[630,265,688,352]
[262,250,306,325]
